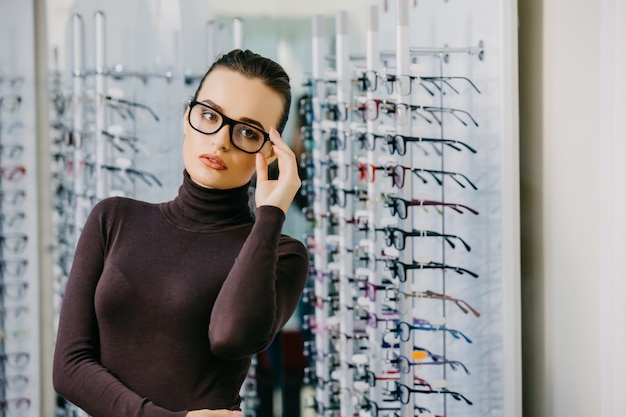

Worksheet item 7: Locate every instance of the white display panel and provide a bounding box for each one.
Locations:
[0,1,42,416]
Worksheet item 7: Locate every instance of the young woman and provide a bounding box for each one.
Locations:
[52,49,310,417]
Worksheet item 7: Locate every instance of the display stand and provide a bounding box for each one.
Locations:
[0,1,41,416]
[301,1,520,416]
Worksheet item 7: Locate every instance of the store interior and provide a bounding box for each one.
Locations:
[1,0,625,416]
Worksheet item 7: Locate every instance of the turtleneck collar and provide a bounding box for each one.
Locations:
[160,170,254,231]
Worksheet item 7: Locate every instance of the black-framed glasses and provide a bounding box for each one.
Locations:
[390,319,473,344]
[387,381,473,405]
[383,193,479,219]
[327,184,368,208]
[421,75,482,95]
[187,100,271,154]
[351,130,386,151]
[383,163,478,190]
[383,258,479,282]
[384,132,477,156]
[325,102,351,122]
[100,164,163,187]
[386,73,482,96]
[384,73,416,96]
[358,99,438,125]
[101,129,143,154]
[354,70,383,93]
[376,226,471,251]
[422,105,479,127]
[104,94,160,122]
[355,70,459,98]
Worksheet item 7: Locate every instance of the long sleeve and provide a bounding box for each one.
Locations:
[54,175,310,413]
[52,199,185,417]
[209,205,309,359]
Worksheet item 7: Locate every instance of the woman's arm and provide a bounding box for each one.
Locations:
[52,199,187,417]
[209,129,309,358]
[208,206,309,359]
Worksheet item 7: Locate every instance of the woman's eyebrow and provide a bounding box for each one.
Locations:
[200,99,267,131]
[238,117,266,132]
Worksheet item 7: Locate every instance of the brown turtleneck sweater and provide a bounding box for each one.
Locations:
[52,171,309,417]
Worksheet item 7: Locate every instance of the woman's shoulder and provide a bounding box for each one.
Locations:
[90,196,160,219]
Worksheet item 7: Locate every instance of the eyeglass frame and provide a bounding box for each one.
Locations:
[387,381,473,405]
[384,132,477,156]
[375,226,472,252]
[398,288,481,317]
[383,257,480,281]
[390,319,473,344]
[382,193,479,219]
[187,99,271,154]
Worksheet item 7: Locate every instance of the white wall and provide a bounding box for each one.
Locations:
[45,0,369,71]
[600,0,626,415]
[520,0,626,416]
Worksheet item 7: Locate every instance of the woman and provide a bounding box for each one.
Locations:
[53,49,309,417]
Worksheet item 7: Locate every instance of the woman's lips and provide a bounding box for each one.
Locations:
[199,153,227,170]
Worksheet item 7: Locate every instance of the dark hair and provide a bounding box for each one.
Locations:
[193,49,292,134]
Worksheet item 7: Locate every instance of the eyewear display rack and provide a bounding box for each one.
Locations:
[300,1,520,417]
[0,1,42,416]
[48,6,258,417]
[50,11,168,417]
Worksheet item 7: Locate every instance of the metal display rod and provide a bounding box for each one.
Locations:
[94,10,106,200]
[327,41,486,63]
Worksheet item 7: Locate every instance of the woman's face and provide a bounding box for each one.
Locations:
[183,68,284,189]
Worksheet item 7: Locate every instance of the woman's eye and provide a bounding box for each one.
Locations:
[239,127,261,141]
[201,110,219,122]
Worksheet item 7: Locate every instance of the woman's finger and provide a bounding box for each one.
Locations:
[268,128,297,174]
[255,152,269,182]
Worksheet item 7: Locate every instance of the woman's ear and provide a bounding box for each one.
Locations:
[182,106,189,135]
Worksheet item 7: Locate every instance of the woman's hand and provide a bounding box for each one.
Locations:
[255,128,302,214]
[185,409,242,417]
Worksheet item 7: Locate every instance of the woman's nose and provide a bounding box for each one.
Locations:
[210,124,231,150]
